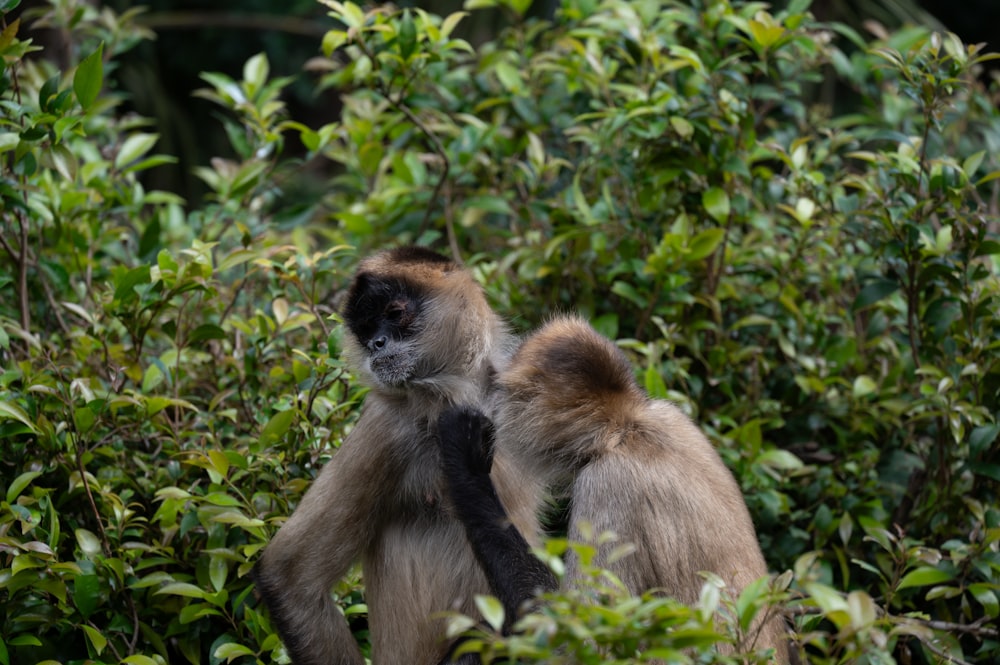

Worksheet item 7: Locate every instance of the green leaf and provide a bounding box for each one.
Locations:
[748,15,785,49]
[852,278,898,310]
[846,590,877,630]
[0,132,18,153]
[440,11,467,39]
[155,582,208,599]
[188,324,227,345]
[398,11,417,61]
[970,424,1000,456]
[257,409,296,451]
[0,400,39,434]
[591,313,618,340]
[209,554,228,592]
[853,375,877,398]
[214,642,255,662]
[969,583,1000,617]
[122,656,161,665]
[702,187,730,223]
[113,265,151,302]
[6,470,42,503]
[115,133,160,169]
[976,240,1000,256]
[669,116,693,139]
[73,573,102,619]
[474,594,505,631]
[803,582,849,625]
[73,42,104,110]
[80,624,107,655]
[687,228,726,261]
[243,52,269,92]
[897,566,953,591]
[207,450,230,478]
[7,635,40,647]
[322,29,348,56]
[962,150,985,177]
[504,0,533,17]
[644,365,667,399]
[75,528,103,559]
[756,449,803,471]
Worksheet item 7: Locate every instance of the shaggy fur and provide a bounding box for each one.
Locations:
[254,247,540,665]
[440,315,787,660]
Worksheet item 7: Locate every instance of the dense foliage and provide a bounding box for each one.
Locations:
[1,0,998,663]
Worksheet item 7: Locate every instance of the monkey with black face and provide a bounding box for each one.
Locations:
[254,247,543,665]
[438,315,788,660]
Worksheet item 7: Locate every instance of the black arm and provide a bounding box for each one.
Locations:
[437,406,557,632]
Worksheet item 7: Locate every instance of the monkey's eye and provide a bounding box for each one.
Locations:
[384,301,407,322]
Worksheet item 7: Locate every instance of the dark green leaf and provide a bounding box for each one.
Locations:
[73,42,104,110]
[852,278,899,310]
[970,424,1000,456]
[38,75,59,112]
[73,574,102,619]
[257,409,296,452]
[114,265,151,303]
[398,11,417,61]
[975,240,1000,257]
[188,324,227,345]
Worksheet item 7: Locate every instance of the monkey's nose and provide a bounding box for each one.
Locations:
[369,335,388,351]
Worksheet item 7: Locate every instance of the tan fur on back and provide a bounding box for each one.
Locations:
[495,315,788,660]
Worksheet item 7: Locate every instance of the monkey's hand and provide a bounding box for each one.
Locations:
[437,405,496,479]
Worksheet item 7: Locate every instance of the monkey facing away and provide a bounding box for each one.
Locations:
[437,315,788,660]
[254,247,543,665]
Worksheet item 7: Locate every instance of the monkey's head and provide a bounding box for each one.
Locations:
[496,316,644,468]
[341,247,504,397]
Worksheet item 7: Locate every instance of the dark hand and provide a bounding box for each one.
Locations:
[437,405,496,478]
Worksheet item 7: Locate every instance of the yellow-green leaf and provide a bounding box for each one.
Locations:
[81,625,107,655]
[115,133,159,170]
[0,400,39,433]
[702,187,730,223]
[897,567,953,591]
[474,594,505,632]
[6,470,42,503]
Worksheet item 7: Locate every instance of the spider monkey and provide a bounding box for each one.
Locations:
[254,247,543,665]
[437,315,788,661]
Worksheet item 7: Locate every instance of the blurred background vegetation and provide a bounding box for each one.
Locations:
[2,0,999,663]
[10,0,1000,204]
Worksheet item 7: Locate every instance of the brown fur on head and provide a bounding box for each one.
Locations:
[496,316,646,475]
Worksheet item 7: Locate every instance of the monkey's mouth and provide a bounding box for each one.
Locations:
[369,354,417,387]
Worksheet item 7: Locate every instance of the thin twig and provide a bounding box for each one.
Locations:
[921,638,975,665]
[16,209,29,331]
[0,222,16,261]
[352,34,452,235]
[383,94,451,234]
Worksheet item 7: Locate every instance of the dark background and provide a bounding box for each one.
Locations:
[16,0,1000,202]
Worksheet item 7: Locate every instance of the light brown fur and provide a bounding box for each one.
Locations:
[254,249,542,665]
[494,315,787,660]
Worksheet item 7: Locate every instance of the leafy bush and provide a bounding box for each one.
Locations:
[1,0,998,663]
